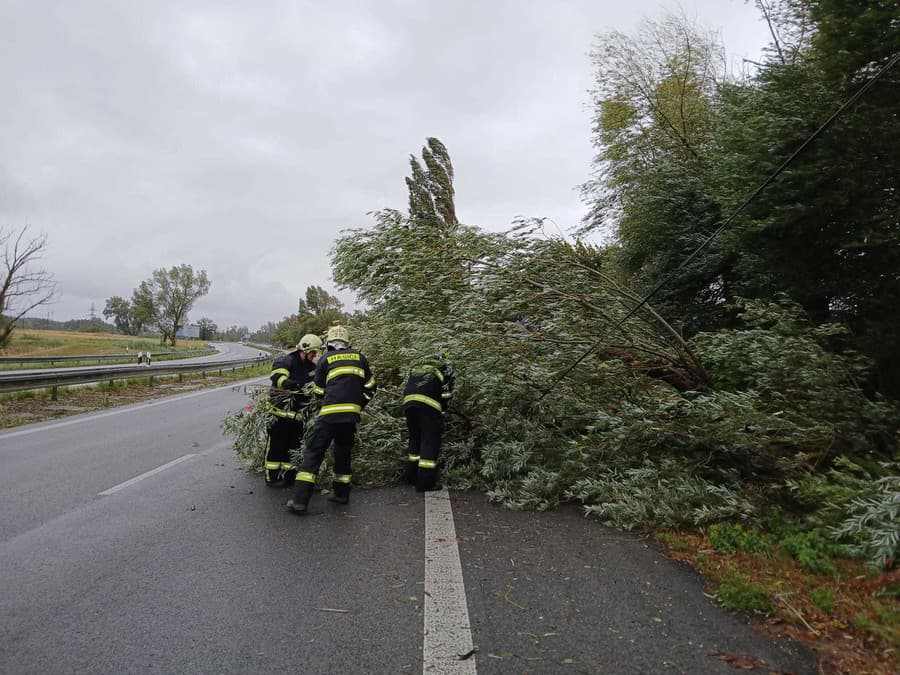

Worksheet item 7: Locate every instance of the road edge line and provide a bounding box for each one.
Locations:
[98,454,197,496]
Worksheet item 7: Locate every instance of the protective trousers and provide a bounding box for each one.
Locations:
[404,407,443,491]
[265,417,302,485]
[290,419,356,506]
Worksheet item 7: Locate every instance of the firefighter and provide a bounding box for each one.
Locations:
[264,333,323,487]
[403,355,454,492]
[287,325,376,514]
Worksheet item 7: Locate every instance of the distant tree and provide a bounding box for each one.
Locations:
[103,296,143,335]
[270,285,348,348]
[249,321,278,344]
[406,137,458,233]
[298,285,343,317]
[133,265,211,346]
[196,317,217,341]
[0,226,57,348]
[334,138,473,322]
[271,315,302,349]
[218,324,248,342]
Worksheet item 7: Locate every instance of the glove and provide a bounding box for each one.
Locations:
[282,379,301,391]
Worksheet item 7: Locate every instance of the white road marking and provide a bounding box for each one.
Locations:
[96,438,233,496]
[0,377,265,440]
[424,489,477,674]
[98,454,196,496]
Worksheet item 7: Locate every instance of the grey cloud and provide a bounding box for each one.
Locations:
[1,0,769,330]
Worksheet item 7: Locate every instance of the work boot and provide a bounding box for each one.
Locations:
[416,470,441,493]
[287,481,315,515]
[403,460,418,485]
[327,482,350,505]
[286,499,308,515]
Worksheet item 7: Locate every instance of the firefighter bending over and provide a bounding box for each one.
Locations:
[287,325,376,514]
[265,334,322,487]
[403,355,454,492]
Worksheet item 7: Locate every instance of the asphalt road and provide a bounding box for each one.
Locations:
[0,380,816,674]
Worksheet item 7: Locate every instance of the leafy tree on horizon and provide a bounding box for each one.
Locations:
[132,265,211,346]
[102,296,144,335]
[271,285,346,348]
[196,317,217,341]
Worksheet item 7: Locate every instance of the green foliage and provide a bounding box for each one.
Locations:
[132,265,211,346]
[709,523,771,555]
[780,531,841,575]
[714,573,773,615]
[829,474,900,571]
[221,387,273,472]
[692,298,898,462]
[323,135,900,556]
[563,460,753,530]
[809,587,835,614]
[789,457,900,569]
[852,601,900,646]
[271,285,347,349]
[103,296,143,335]
[582,1,900,395]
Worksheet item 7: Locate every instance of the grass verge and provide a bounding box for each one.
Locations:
[655,529,899,674]
[0,362,269,428]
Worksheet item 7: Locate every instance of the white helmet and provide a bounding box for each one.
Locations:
[297,333,324,351]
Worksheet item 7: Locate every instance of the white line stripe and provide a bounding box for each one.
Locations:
[0,377,265,440]
[424,489,477,674]
[98,454,196,496]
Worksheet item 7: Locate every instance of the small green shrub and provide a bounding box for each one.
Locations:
[809,587,834,613]
[714,573,772,615]
[781,531,840,574]
[709,523,770,554]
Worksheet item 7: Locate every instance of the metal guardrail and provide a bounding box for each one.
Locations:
[0,349,213,365]
[0,356,269,395]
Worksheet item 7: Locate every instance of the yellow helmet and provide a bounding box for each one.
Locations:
[326,325,350,344]
[296,333,323,351]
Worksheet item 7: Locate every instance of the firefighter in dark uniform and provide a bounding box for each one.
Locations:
[287,325,376,514]
[403,356,454,492]
[264,333,323,487]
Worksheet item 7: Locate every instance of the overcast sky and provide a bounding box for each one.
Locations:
[2,0,771,332]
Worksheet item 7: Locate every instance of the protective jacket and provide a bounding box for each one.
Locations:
[269,351,315,419]
[403,360,454,413]
[311,347,376,423]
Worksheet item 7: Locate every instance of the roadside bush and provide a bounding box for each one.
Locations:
[780,531,841,575]
[809,587,834,613]
[789,458,900,569]
[714,573,773,615]
[708,523,770,554]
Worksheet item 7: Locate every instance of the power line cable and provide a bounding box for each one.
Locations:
[539,50,900,401]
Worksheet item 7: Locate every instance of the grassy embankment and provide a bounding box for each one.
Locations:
[653,526,898,675]
[0,328,213,369]
[0,329,269,427]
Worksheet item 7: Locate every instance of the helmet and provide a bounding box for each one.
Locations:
[296,333,323,351]
[325,325,350,344]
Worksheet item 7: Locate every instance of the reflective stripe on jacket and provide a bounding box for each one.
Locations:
[403,361,454,414]
[269,351,315,413]
[313,348,376,422]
